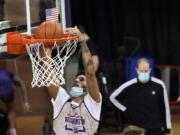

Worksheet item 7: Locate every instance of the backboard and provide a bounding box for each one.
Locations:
[0,0,70,54]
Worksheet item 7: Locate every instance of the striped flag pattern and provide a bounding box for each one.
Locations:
[45,8,59,22]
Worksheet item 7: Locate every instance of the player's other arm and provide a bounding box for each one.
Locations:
[39,47,60,100]
[47,85,59,100]
[41,48,59,99]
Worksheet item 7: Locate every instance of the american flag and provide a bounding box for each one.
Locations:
[45,8,59,22]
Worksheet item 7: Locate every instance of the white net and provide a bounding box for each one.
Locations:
[26,40,78,87]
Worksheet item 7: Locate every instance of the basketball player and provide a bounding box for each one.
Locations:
[110,58,172,135]
[0,70,30,135]
[43,27,102,135]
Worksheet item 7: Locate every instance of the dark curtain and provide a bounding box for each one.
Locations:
[70,0,180,129]
[71,0,180,65]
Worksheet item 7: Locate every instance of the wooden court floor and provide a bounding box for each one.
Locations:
[100,105,180,135]
[16,105,180,135]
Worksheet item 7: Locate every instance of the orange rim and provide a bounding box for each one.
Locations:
[23,33,78,45]
[7,32,78,55]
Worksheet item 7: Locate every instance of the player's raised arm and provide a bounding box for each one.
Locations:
[67,27,101,102]
[80,40,101,102]
[47,84,59,100]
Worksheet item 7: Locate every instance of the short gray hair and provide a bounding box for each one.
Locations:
[136,58,151,68]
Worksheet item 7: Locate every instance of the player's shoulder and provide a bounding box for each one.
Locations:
[59,86,66,91]
[55,86,69,99]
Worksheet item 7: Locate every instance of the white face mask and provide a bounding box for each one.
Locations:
[69,86,86,98]
[138,71,150,82]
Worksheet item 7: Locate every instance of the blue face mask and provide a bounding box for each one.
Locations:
[69,86,86,98]
[138,72,150,82]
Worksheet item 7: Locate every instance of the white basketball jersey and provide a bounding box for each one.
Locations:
[51,87,102,135]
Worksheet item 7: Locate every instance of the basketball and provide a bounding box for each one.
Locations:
[35,21,64,43]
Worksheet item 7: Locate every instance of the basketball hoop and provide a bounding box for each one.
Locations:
[7,32,79,87]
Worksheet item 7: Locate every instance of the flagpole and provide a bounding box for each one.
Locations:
[56,0,66,29]
[60,0,66,29]
[25,0,31,34]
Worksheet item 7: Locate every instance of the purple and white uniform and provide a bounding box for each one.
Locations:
[51,87,102,135]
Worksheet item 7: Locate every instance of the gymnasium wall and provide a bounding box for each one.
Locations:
[0,56,53,135]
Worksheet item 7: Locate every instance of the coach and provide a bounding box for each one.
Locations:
[110,58,171,135]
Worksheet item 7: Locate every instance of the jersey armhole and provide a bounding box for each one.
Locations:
[51,87,70,119]
[83,93,102,121]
